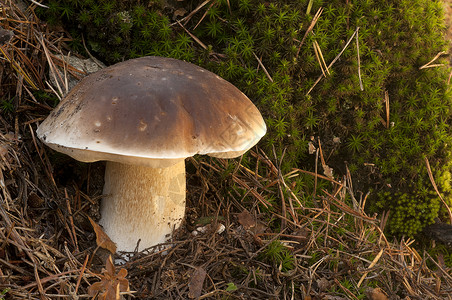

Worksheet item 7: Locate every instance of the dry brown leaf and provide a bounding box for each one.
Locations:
[250,222,267,236]
[188,267,207,299]
[88,281,104,296]
[88,216,117,254]
[0,28,14,45]
[173,8,187,19]
[237,210,256,229]
[316,277,331,291]
[322,164,334,179]
[308,141,316,154]
[27,192,44,208]
[366,287,388,300]
[88,255,130,300]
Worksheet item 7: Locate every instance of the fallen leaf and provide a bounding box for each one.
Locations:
[366,287,388,300]
[316,277,331,291]
[188,267,207,299]
[291,228,309,243]
[322,164,334,179]
[237,210,255,229]
[88,281,104,297]
[308,142,316,154]
[88,255,130,300]
[250,222,267,236]
[27,192,44,208]
[173,8,187,19]
[324,296,348,300]
[225,282,237,292]
[88,216,117,254]
[0,28,14,45]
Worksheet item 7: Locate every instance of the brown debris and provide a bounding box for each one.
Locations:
[0,1,451,300]
[188,267,207,299]
[89,216,117,254]
[366,287,389,300]
[88,255,130,300]
[237,210,256,230]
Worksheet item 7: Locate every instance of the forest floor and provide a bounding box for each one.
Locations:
[0,1,451,299]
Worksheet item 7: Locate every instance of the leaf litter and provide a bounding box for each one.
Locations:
[0,1,451,299]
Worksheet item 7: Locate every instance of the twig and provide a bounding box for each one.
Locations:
[419,51,447,70]
[313,41,326,77]
[81,35,105,69]
[28,0,49,8]
[253,52,273,82]
[36,34,64,97]
[425,157,452,224]
[22,269,90,289]
[74,254,89,295]
[322,189,377,222]
[176,20,207,50]
[334,277,360,300]
[384,90,390,128]
[33,265,45,299]
[306,0,314,15]
[356,27,363,91]
[313,148,319,203]
[247,228,288,260]
[357,248,384,287]
[306,255,329,296]
[306,27,359,95]
[294,168,342,186]
[296,7,323,58]
[169,0,212,27]
[0,45,38,90]
[274,146,287,230]
[65,189,79,252]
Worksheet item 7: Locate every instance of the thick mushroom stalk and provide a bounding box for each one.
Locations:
[100,160,186,252]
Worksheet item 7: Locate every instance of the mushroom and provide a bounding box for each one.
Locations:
[37,56,266,252]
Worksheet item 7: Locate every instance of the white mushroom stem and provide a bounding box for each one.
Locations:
[99,160,186,252]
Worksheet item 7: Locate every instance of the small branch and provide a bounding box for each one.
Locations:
[274,146,287,230]
[176,20,207,50]
[419,51,447,70]
[357,248,384,287]
[313,41,326,77]
[296,7,323,59]
[425,157,452,224]
[170,0,211,27]
[385,90,390,129]
[28,0,49,8]
[306,27,359,95]
[253,52,273,82]
[356,27,363,91]
[313,40,329,76]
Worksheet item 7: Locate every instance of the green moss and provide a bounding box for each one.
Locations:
[38,0,452,237]
[258,240,294,272]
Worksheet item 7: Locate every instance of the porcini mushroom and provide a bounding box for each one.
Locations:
[37,56,266,252]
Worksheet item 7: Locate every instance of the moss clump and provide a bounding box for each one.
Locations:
[39,0,452,237]
[258,240,294,272]
[377,183,441,237]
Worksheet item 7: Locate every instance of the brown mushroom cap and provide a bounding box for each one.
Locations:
[37,56,266,167]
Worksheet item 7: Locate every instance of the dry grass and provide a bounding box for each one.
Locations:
[0,2,451,299]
